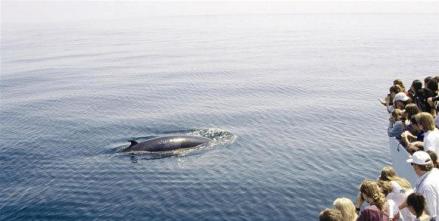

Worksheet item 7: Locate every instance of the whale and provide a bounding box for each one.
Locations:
[122,135,212,152]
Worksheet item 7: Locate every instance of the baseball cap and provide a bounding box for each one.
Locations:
[393,92,410,103]
[407,151,432,165]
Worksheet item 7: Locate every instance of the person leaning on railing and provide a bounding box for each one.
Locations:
[402,116,425,154]
[409,79,436,114]
[388,109,405,140]
[403,113,439,154]
[384,84,404,106]
[393,92,411,111]
[425,77,438,114]
[379,166,412,190]
[355,180,400,221]
[428,93,439,128]
[380,79,406,111]
[379,166,415,221]
[405,104,421,127]
[426,78,439,115]
[377,180,403,221]
[400,104,421,147]
[416,113,439,154]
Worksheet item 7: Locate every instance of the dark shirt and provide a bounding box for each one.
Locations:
[413,88,435,113]
[406,124,425,141]
[418,132,425,141]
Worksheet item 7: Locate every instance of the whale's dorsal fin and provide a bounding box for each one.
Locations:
[128,139,138,148]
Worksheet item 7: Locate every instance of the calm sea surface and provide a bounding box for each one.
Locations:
[1,14,439,220]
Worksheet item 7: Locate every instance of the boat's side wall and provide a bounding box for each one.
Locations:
[388,137,417,186]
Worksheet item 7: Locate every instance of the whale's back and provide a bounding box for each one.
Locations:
[123,136,211,152]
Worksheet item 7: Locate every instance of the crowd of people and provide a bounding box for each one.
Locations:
[319,77,439,221]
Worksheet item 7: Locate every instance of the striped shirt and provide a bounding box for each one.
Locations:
[415,168,439,221]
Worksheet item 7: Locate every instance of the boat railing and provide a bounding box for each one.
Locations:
[388,137,417,186]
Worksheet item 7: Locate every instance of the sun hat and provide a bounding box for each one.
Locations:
[406,151,432,165]
[393,92,410,103]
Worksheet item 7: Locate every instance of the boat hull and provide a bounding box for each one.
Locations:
[388,137,417,186]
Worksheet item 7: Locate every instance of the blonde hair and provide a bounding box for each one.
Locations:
[333,198,358,221]
[379,165,412,190]
[319,208,342,221]
[415,112,436,131]
[392,109,403,120]
[377,180,392,196]
[360,180,386,211]
[393,79,406,91]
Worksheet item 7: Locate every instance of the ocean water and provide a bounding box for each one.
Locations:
[1,14,439,220]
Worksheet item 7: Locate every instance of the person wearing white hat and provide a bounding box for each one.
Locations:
[393,92,410,111]
[406,151,439,220]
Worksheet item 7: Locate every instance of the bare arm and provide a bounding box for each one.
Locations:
[401,131,423,153]
[408,141,424,154]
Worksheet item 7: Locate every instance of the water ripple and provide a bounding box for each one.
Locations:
[2,13,439,221]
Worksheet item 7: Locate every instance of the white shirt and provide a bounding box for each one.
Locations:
[415,168,439,220]
[387,181,414,221]
[423,129,439,154]
[387,199,397,219]
[388,181,408,205]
